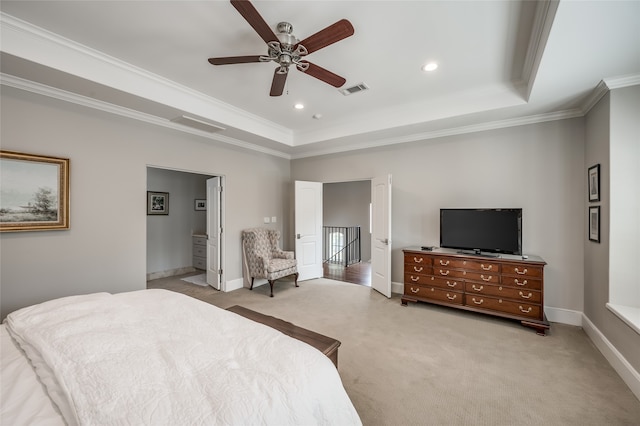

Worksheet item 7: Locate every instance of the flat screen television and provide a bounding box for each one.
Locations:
[440,208,522,256]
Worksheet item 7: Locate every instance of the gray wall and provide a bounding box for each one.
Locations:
[0,86,290,318]
[146,168,209,275]
[291,119,586,315]
[584,86,640,375]
[323,181,372,262]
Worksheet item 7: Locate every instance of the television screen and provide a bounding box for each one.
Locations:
[440,208,522,255]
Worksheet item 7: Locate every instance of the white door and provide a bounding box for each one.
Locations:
[206,176,221,290]
[294,181,323,281]
[371,175,392,298]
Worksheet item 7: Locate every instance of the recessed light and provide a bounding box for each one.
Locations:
[422,62,438,72]
[294,103,304,110]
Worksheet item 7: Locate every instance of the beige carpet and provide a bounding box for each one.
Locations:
[148,274,640,425]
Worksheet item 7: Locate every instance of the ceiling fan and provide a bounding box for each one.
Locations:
[208,0,354,96]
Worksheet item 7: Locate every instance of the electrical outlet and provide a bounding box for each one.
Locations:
[263,217,270,223]
[271,216,277,223]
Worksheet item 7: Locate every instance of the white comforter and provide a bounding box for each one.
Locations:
[4,289,361,426]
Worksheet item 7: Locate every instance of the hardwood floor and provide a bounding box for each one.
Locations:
[323,261,371,286]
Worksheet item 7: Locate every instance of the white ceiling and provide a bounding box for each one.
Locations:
[1,1,639,159]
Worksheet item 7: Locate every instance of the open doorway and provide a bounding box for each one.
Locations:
[146,167,224,290]
[322,180,372,286]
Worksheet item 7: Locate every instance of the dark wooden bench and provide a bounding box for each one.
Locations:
[226,305,341,368]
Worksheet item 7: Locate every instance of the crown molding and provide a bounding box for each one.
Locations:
[521,0,560,101]
[291,108,584,160]
[580,73,640,115]
[3,71,588,162]
[0,73,292,160]
[0,12,293,146]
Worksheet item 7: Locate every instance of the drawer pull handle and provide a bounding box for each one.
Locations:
[439,260,450,266]
[514,279,528,286]
[447,281,457,287]
[446,294,457,300]
[481,275,492,282]
[519,306,532,313]
[481,264,492,271]
[410,287,420,294]
[413,257,423,263]
[413,266,423,272]
[472,298,484,305]
[519,291,533,299]
[515,267,528,275]
[411,276,419,282]
[471,284,484,292]
[439,270,450,276]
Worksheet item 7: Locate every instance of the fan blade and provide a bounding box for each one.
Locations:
[298,61,346,88]
[297,19,354,55]
[231,0,278,44]
[270,68,288,96]
[208,56,263,65]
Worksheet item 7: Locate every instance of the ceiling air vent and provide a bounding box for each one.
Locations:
[340,82,369,96]
[170,115,225,133]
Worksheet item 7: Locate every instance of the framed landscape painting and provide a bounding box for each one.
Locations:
[0,150,70,232]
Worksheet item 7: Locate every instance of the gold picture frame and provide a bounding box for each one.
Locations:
[0,150,70,232]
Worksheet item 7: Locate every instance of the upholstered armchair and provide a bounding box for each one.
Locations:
[242,228,299,297]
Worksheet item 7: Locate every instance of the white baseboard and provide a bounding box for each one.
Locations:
[224,277,246,292]
[582,314,640,401]
[544,306,583,326]
[147,266,196,281]
[391,281,403,295]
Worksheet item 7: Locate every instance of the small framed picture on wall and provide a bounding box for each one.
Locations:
[588,164,600,202]
[589,206,600,243]
[147,191,169,215]
[194,199,206,211]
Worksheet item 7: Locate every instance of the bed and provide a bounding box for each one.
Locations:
[0,289,361,425]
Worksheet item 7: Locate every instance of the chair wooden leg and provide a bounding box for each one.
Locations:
[294,273,299,288]
[268,280,275,297]
[250,277,255,290]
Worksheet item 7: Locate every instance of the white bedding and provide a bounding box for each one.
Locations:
[2,289,361,425]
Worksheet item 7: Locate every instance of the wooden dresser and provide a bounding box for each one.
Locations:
[401,248,549,335]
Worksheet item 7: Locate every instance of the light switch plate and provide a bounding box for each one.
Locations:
[263,217,270,223]
[271,216,277,223]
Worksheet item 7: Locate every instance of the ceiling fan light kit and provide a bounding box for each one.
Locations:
[208,0,354,97]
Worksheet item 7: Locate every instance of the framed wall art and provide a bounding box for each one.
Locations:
[588,164,600,202]
[0,150,70,232]
[194,199,206,211]
[147,191,169,215]
[589,205,600,243]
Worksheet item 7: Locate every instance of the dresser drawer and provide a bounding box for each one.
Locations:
[502,264,543,279]
[501,276,542,291]
[193,245,206,258]
[462,260,501,273]
[404,263,432,275]
[465,295,541,319]
[432,267,467,279]
[462,271,500,284]
[465,281,541,303]
[432,256,467,269]
[193,236,207,246]
[426,275,464,291]
[404,253,433,266]
[404,273,433,285]
[193,256,206,270]
[404,284,463,305]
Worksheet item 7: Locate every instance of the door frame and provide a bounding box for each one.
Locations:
[146,165,225,291]
[295,177,389,290]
